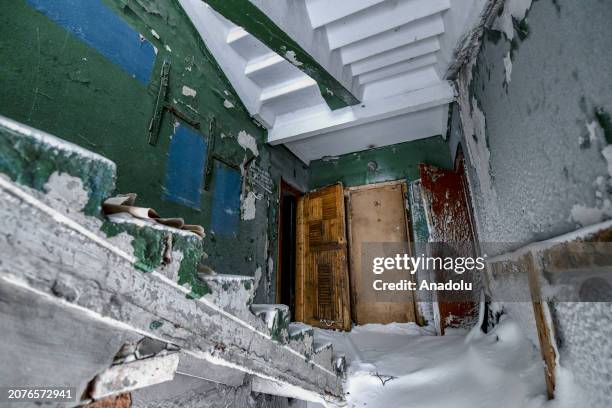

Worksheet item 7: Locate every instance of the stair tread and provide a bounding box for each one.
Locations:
[288,322,314,337]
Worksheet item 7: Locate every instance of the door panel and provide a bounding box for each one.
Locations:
[347,181,417,325]
[296,183,351,330]
[419,162,477,334]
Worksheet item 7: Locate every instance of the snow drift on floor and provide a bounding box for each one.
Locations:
[317,317,586,408]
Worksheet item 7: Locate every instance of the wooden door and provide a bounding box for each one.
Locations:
[419,161,478,334]
[295,183,351,331]
[346,181,417,325]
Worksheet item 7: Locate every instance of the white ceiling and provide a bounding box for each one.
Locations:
[179,0,487,163]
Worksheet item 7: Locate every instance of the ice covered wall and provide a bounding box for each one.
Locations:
[455,0,612,247]
[451,0,612,405]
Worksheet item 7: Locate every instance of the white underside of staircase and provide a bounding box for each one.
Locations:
[179,0,488,163]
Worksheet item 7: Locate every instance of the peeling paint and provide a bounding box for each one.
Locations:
[503,52,513,85]
[284,50,303,67]
[241,191,257,221]
[181,85,197,98]
[237,130,259,156]
[493,0,533,41]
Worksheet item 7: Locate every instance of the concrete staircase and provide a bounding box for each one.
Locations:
[177,0,327,129]
[176,0,470,163]
[0,115,345,406]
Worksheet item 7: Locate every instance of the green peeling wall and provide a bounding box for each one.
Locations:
[0,0,271,278]
[309,136,452,189]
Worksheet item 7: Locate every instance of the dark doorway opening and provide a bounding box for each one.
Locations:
[276,179,302,318]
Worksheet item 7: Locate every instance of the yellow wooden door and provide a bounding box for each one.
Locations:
[295,183,351,331]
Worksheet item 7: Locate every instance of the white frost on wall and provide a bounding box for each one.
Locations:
[493,0,533,40]
[569,144,612,226]
[237,130,259,156]
[570,202,612,226]
[503,52,513,84]
[602,145,612,176]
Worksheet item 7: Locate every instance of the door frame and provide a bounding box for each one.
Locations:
[275,178,303,309]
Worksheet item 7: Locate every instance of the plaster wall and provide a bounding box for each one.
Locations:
[452,1,612,405]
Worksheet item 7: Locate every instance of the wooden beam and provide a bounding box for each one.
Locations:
[524,252,556,400]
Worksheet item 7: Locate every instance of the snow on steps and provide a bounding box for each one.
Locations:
[0,116,346,389]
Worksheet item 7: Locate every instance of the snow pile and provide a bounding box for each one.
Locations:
[319,318,586,408]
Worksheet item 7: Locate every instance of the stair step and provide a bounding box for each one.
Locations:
[258,78,323,124]
[245,53,305,89]
[197,274,256,318]
[251,304,291,342]
[288,322,314,339]
[101,215,206,293]
[334,354,347,377]
[340,13,444,65]
[260,77,318,103]
[326,0,450,50]
[0,115,116,217]
[307,0,385,29]
[357,52,438,85]
[351,36,440,76]
[245,52,285,75]
[286,322,315,356]
[227,28,271,61]
[313,340,333,353]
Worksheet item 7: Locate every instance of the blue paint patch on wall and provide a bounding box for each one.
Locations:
[27,0,156,84]
[210,161,241,236]
[163,122,207,209]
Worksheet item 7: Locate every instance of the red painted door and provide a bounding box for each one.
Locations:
[419,160,478,334]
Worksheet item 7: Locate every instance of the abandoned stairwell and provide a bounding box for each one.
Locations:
[0,115,346,406]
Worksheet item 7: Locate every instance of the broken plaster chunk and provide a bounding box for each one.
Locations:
[90,353,179,399]
[241,191,257,221]
[284,50,303,67]
[503,52,512,85]
[237,130,259,156]
[44,172,90,213]
[181,85,197,98]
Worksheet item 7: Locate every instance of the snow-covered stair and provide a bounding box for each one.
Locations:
[0,115,345,404]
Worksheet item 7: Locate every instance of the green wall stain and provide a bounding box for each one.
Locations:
[0,0,271,277]
[149,320,164,330]
[309,136,452,189]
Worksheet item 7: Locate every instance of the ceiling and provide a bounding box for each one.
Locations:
[179,0,487,163]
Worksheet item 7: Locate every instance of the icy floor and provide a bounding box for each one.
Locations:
[315,317,586,408]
